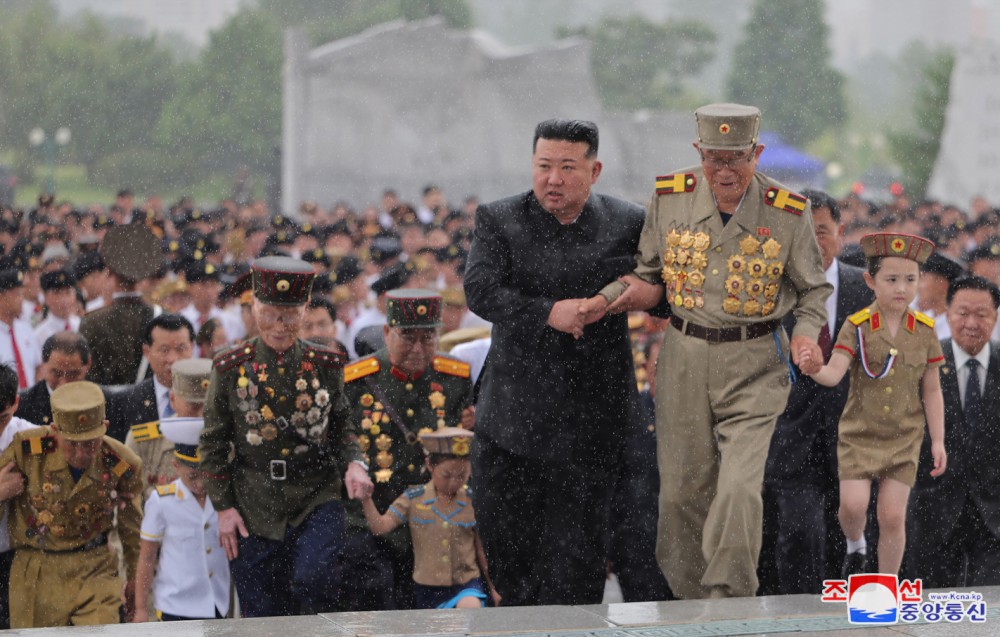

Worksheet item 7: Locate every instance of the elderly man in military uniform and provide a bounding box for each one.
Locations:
[199,256,371,617]
[0,381,144,627]
[582,103,831,599]
[340,288,474,609]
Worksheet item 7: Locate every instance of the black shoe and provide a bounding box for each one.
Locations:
[841,551,867,578]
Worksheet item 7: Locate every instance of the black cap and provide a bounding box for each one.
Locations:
[72,251,106,280]
[369,235,402,265]
[370,262,413,295]
[40,269,76,291]
[0,269,24,292]
[184,260,220,284]
[333,256,363,284]
[921,252,965,281]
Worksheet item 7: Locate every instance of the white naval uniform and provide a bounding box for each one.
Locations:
[139,478,230,618]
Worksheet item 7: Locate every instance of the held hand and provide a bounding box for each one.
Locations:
[131,608,150,623]
[930,441,947,477]
[460,405,476,430]
[790,335,822,375]
[547,298,586,339]
[345,462,374,501]
[605,275,663,314]
[0,462,25,501]
[217,508,249,561]
[578,295,608,325]
[122,580,137,623]
[489,587,502,607]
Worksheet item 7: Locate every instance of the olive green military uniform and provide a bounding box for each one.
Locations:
[835,304,945,487]
[0,384,144,628]
[601,144,830,597]
[125,423,176,500]
[200,336,356,539]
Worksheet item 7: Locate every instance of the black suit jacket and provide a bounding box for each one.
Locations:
[909,340,1000,546]
[465,191,645,466]
[15,381,55,426]
[105,377,159,442]
[766,261,874,485]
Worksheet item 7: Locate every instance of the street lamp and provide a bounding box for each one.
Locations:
[28,127,71,195]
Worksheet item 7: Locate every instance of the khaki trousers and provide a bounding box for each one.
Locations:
[10,546,121,628]
[655,324,791,599]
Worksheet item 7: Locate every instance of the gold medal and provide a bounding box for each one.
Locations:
[687,271,705,288]
[674,293,684,306]
[666,229,681,247]
[723,297,742,314]
[762,238,782,259]
[747,258,766,278]
[767,261,784,279]
[747,280,764,297]
[889,348,899,356]
[678,230,694,248]
[694,296,705,308]
[740,235,761,255]
[260,424,278,441]
[761,301,776,316]
[764,282,779,299]
[376,450,393,468]
[683,296,695,310]
[674,249,691,266]
[692,232,710,251]
[661,266,676,285]
[689,251,708,270]
[375,469,393,483]
[744,299,761,316]
[727,254,746,273]
[663,248,676,265]
[358,436,371,452]
[725,275,744,295]
[375,433,393,451]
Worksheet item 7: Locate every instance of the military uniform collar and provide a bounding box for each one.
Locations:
[390,365,425,382]
[255,336,303,364]
[719,174,766,244]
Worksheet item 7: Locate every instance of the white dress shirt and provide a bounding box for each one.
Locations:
[0,319,42,388]
[140,477,230,617]
[34,313,81,353]
[951,340,990,407]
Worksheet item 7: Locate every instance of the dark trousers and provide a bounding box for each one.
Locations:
[0,550,13,629]
[472,433,613,606]
[159,609,225,621]
[906,497,1000,588]
[766,485,833,594]
[335,526,414,611]
[231,500,346,617]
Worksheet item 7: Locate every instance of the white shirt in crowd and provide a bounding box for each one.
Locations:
[0,319,42,388]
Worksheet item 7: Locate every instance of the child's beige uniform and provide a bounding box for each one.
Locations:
[388,483,480,587]
[834,302,945,486]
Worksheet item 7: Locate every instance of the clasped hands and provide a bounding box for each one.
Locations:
[548,275,662,339]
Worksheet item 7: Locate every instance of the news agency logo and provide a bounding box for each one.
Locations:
[846,574,899,624]
[821,575,989,624]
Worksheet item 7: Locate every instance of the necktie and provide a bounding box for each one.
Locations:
[818,322,832,363]
[64,320,71,331]
[162,392,175,419]
[10,327,26,390]
[965,358,982,430]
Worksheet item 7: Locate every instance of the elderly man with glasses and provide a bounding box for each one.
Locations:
[337,289,474,610]
[199,256,371,617]
[582,103,831,599]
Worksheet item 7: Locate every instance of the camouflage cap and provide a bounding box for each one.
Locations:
[860,233,936,265]
[694,103,761,151]
[252,256,315,306]
[419,426,473,457]
[386,289,442,329]
[170,358,212,404]
[51,381,107,441]
[101,224,164,281]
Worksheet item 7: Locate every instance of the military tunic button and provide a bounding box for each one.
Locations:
[442,539,449,547]
[442,555,449,562]
[889,369,895,376]
[406,408,414,417]
[206,548,212,554]
[442,522,449,528]
[405,383,413,391]
[205,523,210,530]
[208,571,213,578]
[712,268,719,275]
[883,406,891,413]
[647,425,655,432]
[281,448,290,457]
[884,387,893,394]
[408,464,415,472]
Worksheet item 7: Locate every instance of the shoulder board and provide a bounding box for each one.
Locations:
[764,187,807,215]
[344,357,380,383]
[103,449,135,480]
[912,310,935,329]
[213,343,255,372]
[155,484,177,497]
[304,346,345,368]
[21,435,57,456]
[655,173,696,195]
[130,421,161,442]
[433,355,470,379]
[847,308,871,326]
[404,485,426,500]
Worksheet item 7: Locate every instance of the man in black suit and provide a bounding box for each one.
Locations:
[107,313,194,443]
[15,332,93,426]
[465,119,648,606]
[761,190,874,594]
[906,275,1000,587]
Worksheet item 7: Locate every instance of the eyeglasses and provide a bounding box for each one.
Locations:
[396,330,437,346]
[700,146,756,170]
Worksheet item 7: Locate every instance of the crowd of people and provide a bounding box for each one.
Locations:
[0,104,998,627]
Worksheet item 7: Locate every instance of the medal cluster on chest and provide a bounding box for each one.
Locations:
[236,361,331,452]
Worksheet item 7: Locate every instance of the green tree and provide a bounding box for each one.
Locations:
[726,0,845,147]
[887,47,954,199]
[561,15,716,111]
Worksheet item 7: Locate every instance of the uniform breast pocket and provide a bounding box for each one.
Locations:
[898,351,927,411]
[166,526,199,546]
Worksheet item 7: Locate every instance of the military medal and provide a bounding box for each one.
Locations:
[857,328,896,379]
[740,235,761,255]
[761,238,782,259]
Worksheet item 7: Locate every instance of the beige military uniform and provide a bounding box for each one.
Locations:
[125,422,176,500]
[834,303,945,487]
[389,483,480,587]
[0,427,144,627]
[601,167,831,599]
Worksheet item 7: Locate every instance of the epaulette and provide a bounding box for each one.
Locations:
[103,449,135,480]
[214,342,255,372]
[304,345,345,369]
[655,173,696,195]
[764,187,807,215]
[345,357,380,383]
[912,310,935,329]
[847,308,871,326]
[404,485,425,500]
[130,421,161,442]
[155,484,177,497]
[433,355,470,379]
[21,435,56,456]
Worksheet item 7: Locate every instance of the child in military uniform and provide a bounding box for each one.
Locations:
[133,359,230,622]
[358,427,499,609]
[801,233,946,577]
